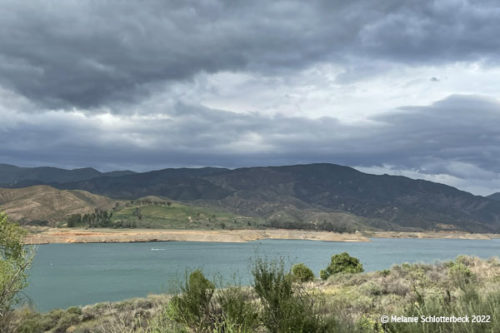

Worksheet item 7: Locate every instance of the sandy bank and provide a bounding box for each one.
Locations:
[370,231,499,240]
[24,228,370,244]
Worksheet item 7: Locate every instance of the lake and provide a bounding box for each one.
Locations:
[25,238,500,312]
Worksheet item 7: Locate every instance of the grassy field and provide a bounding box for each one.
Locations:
[9,255,500,332]
[110,200,264,230]
[112,202,253,229]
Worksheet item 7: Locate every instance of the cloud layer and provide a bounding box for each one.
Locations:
[1,1,500,195]
[2,0,500,108]
[2,93,500,194]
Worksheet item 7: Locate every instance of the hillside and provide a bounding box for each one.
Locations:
[0,164,135,186]
[3,163,500,233]
[487,192,500,201]
[0,186,117,225]
[0,186,261,230]
[54,164,500,233]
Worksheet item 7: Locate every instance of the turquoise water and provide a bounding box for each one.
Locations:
[25,238,500,312]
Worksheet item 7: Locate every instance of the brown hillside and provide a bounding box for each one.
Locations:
[0,185,117,225]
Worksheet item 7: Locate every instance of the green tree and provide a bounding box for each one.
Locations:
[291,263,315,282]
[320,252,363,280]
[0,212,34,330]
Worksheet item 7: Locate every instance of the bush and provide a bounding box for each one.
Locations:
[386,284,500,333]
[0,212,34,330]
[448,261,475,290]
[252,258,337,332]
[167,269,215,331]
[216,287,259,332]
[320,252,364,280]
[291,263,315,282]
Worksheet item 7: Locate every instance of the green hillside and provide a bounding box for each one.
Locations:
[108,198,263,229]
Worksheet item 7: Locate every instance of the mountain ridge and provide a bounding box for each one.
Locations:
[0,164,136,186]
[2,163,500,233]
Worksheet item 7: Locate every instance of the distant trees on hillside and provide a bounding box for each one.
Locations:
[67,209,113,228]
[267,219,355,233]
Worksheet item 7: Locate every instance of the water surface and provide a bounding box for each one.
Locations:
[25,238,500,312]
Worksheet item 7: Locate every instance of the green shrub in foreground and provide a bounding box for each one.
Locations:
[252,258,337,332]
[385,285,500,333]
[167,269,215,331]
[216,287,259,332]
[320,252,364,280]
[291,263,315,282]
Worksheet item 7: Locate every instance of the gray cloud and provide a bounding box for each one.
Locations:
[2,0,500,108]
[1,94,500,194]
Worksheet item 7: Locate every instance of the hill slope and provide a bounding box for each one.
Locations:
[0,164,135,186]
[3,163,500,232]
[487,192,500,201]
[54,163,500,233]
[0,185,117,225]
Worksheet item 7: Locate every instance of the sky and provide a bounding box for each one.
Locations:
[1,0,500,195]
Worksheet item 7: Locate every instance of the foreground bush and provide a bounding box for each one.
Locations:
[167,269,215,331]
[252,258,336,332]
[320,252,364,280]
[0,212,34,332]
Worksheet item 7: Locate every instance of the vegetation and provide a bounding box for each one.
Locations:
[167,270,215,331]
[0,213,34,331]
[67,209,114,228]
[7,254,500,332]
[64,199,263,230]
[11,163,500,233]
[291,263,315,282]
[320,252,364,280]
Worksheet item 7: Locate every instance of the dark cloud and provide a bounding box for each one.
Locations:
[1,94,500,193]
[1,0,500,108]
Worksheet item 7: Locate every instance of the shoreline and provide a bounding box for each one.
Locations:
[23,228,500,244]
[369,231,500,240]
[24,228,370,244]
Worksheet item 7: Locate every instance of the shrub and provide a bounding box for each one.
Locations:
[291,263,315,282]
[386,284,500,333]
[216,287,259,332]
[320,252,364,280]
[0,212,35,330]
[252,258,336,332]
[448,261,475,290]
[54,312,80,333]
[167,269,215,331]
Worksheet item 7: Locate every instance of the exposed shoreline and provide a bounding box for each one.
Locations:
[24,228,370,244]
[23,227,500,244]
[369,231,500,240]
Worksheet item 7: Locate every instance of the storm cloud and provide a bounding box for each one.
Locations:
[2,94,500,194]
[2,0,500,108]
[1,1,500,195]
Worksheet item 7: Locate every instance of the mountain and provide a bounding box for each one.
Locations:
[50,163,500,233]
[0,164,135,186]
[487,193,500,201]
[0,185,117,225]
[3,163,500,232]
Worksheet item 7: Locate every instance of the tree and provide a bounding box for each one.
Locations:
[291,263,315,282]
[0,212,34,330]
[320,252,363,280]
